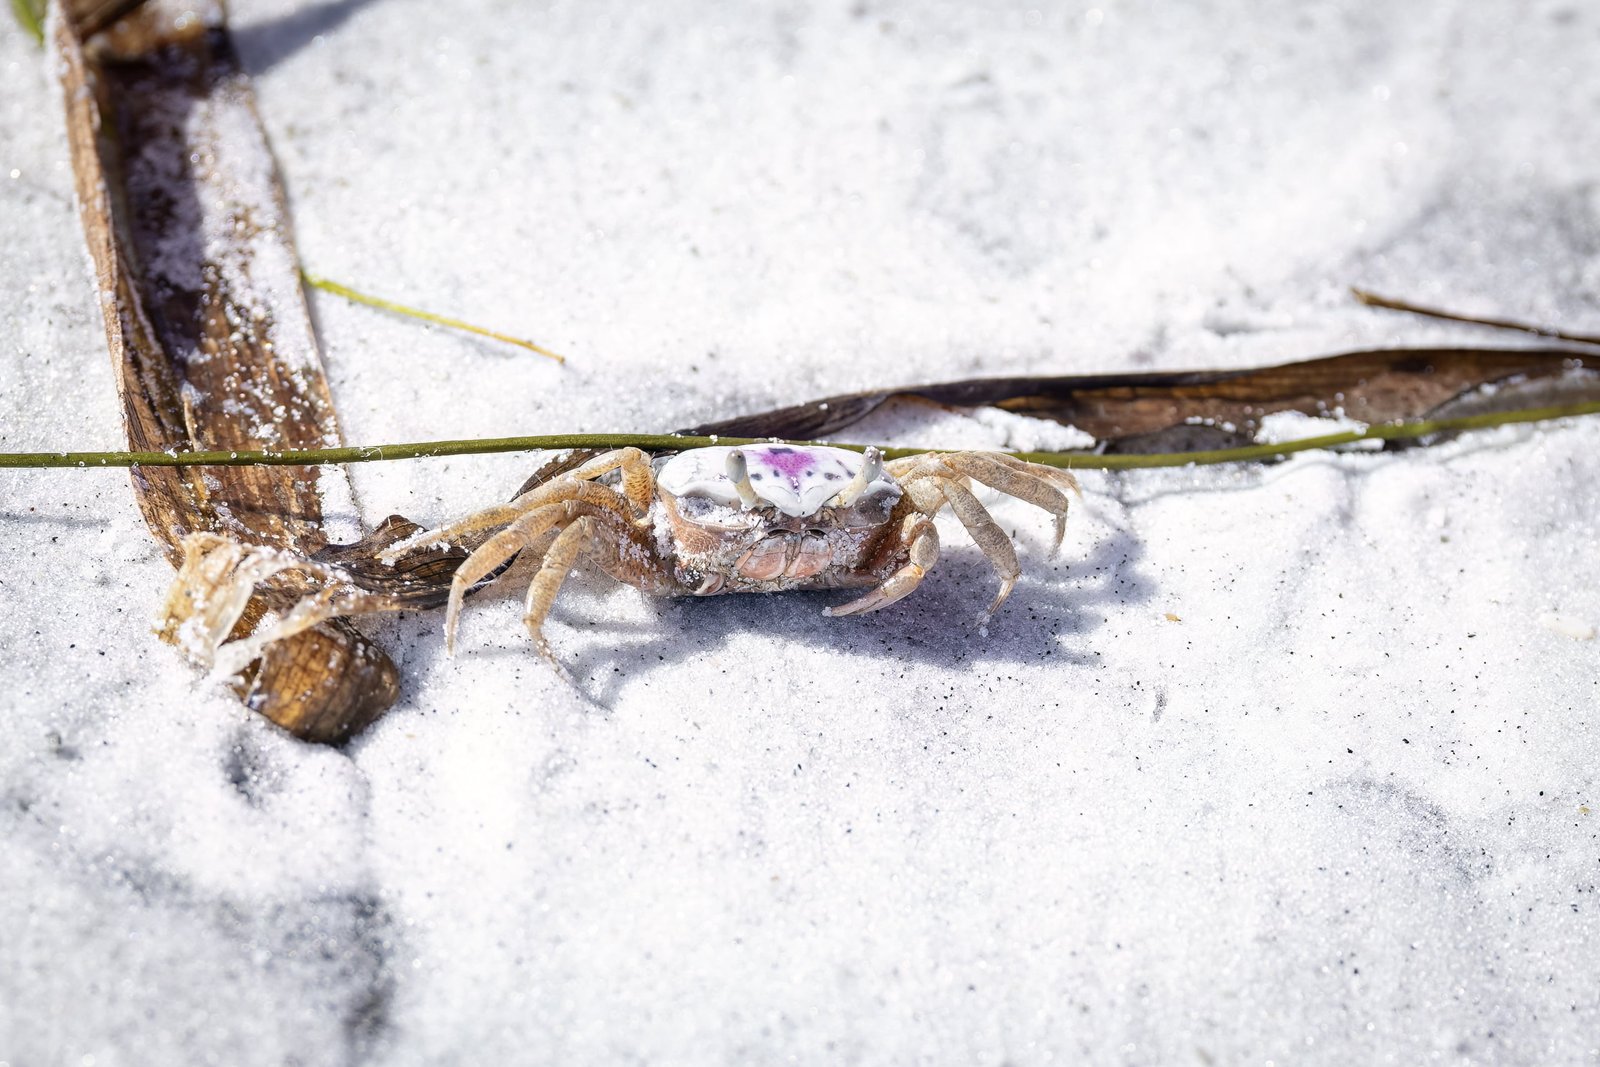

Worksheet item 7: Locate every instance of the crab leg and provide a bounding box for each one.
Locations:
[582,447,656,515]
[962,451,1082,511]
[824,515,940,617]
[224,584,395,668]
[521,516,597,660]
[931,454,1076,552]
[932,478,1020,620]
[385,477,635,564]
[443,500,618,651]
[514,447,655,513]
[445,505,555,652]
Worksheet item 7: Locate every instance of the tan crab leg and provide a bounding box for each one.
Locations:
[823,515,940,617]
[379,447,651,564]
[568,446,655,515]
[383,478,633,564]
[935,454,1075,551]
[887,451,1079,497]
[958,450,1081,501]
[987,450,1080,485]
[931,477,1020,620]
[520,516,597,660]
[501,446,653,514]
[443,501,598,652]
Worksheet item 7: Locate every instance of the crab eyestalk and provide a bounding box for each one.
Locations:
[725,448,762,509]
[829,446,883,507]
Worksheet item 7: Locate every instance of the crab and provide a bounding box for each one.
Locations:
[381,444,1080,658]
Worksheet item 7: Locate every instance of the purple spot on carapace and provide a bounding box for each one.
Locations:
[751,446,818,487]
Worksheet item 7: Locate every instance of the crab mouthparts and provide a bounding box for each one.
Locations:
[735,530,833,582]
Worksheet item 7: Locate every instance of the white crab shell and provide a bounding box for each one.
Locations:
[655,444,899,517]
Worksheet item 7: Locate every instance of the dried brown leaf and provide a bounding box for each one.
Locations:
[54,0,401,741]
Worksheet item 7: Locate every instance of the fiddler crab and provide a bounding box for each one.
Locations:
[385,444,1080,659]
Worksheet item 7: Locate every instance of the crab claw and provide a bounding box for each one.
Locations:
[829,446,883,508]
[725,449,762,509]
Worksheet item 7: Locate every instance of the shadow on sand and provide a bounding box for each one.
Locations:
[441,518,1156,707]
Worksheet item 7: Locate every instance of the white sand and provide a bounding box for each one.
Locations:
[3,1,1599,1063]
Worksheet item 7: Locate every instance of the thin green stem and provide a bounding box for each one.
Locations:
[4,401,1599,471]
[301,270,566,364]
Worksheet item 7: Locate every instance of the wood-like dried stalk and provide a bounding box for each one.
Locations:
[52,0,411,742]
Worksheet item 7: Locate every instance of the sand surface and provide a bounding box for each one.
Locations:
[3,1,1599,1063]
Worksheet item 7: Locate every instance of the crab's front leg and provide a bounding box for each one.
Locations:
[380,447,656,561]
[823,513,941,617]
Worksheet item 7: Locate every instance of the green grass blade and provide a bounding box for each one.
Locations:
[3,400,1598,471]
[302,271,566,363]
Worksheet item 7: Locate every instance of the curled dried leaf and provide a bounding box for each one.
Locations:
[54,0,409,741]
[155,531,434,743]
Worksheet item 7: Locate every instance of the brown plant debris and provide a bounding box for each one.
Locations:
[52,0,425,742]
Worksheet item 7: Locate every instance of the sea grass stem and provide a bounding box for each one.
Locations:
[4,400,1599,471]
[301,271,566,363]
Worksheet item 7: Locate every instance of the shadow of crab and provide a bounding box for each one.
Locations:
[479,520,1157,707]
